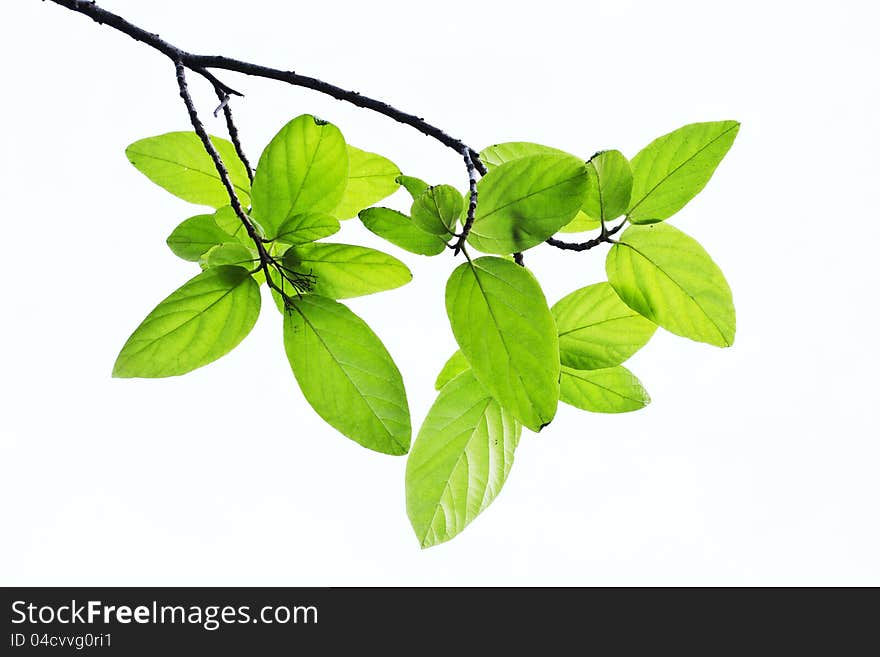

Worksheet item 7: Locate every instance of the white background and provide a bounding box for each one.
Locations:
[2,0,878,585]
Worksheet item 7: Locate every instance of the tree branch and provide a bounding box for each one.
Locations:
[174,60,308,303]
[453,147,480,255]
[214,88,254,184]
[544,220,626,251]
[45,0,485,170]
[45,0,596,257]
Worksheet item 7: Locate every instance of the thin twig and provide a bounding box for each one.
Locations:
[174,61,306,303]
[214,88,254,184]
[453,147,480,255]
[544,220,626,251]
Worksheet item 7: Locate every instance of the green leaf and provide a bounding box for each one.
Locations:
[467,154,589,254]
[606,223,735,347]
[358,207,446,256]
[445,256,559,432]
[480,141,571,170]
[582,150,633,222]
[113,266,261,378]
[125,132,252,208]
[434,350,469,390]
[558,211,601,233]
[396,175,429,199]
[410,185,463,236]
[334,145,400,219]
[166,213,237,262]
[560,366,650,413]
[406,369,521,548]
[552,282,657,370]
[250,115,349,238]
[212,205,252,243]
[200,242,256,269]
[628,121,740,223]
[283,295,410,455]
[274,212,340,245]
[283,243,412,299]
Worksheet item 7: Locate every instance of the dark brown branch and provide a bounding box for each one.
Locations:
[453,148,480,255]
[544,220,626,251]
[45,0,484,169]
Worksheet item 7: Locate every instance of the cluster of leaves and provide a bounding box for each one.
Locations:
[116,114,738,547]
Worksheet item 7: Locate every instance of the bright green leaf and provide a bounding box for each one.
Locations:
[467,154,589,254]
[480,141,571,170]
[445,256,559,432]
[558,211,601,233]
[560,365,650,413]
[434,350,469,390]
[212,205,252,243]
[334,145,400,219]
[283,243,412,299]
[358,207,446,256]
[628,121,739,223]
[283,295,410,455]
[250,115,349,238]
[582,150,633,222]
[406,369,521,548]
[274,212,340,245]
[553,282,657,370]
[606,223,735,347]
[166,213,237,262]
[396,175,429,199]
[125,132,252,208]
[200,242,256,269]
[113,266,260,378]
[411,185,463,236]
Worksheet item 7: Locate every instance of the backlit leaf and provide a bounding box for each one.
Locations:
[606,223,735,346]
[283,295,410,454]
[406,370,521,548]
[250,115,349,238]
[113,266,260,378]
[445,256,559,431]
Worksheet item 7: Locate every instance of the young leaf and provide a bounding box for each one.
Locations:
[125,132,252,208]
[250,115,349,238]
[406,370,521,548]
[396,174,429,199]
[445,256,560,432]
[434,350,469,390]
[628,121,740,223]
[359,207,446,256]
[283,243,412,299]
[552,282,657,370]
[410,185,463,236]
[467,154,589,254]
[200,242,256,269]
[480,141,572,170]
[334,145,400,219]
[212,205,252,243]
[582,150,633,222]
[558,211,601,233]
[113,266,261,378]
[560,366,650,414]
[606,224,735,347]
[274,212,340,246]
[283,295,411,455]
[166,213,237,262]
